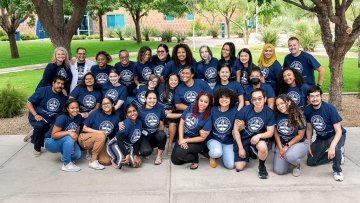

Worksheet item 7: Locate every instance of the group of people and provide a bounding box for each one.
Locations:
[25,36,346,182]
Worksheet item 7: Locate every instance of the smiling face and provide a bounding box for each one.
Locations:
[109,72,120,85]
[141,50,151,63]
[177,47,186,62]
[55,50,66,63]
[264,47,273,59]
[251,91,266,109]
[67,102,80,118]
[288,39,300,56]
[198,95,210,112]
[181,68,193,83]
[52,79,65,93]
[200,47,210,61]
[168,74,179,89]
[308,91,322,107]
[221,44,230,59]
[218,66,231,81]
[76,49,86,63]
[157,47,167,61]
[145,92,157,108]
[219,95,230,108]
[239,51,249,65]
[101,98,113,114]
[126,106,138,121]
[283,69,296,87]
[84,74,95,87]
[119,51,130,66]
[276,98,289,114]
[96,54,108,68]
[148,77,159,89]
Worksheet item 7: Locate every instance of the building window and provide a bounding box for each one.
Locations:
[107,14,125,28]
[165,16,175,21]
[186,14,194,21]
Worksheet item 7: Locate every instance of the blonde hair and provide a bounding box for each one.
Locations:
[258,43,277,68]
[51,47,70,68]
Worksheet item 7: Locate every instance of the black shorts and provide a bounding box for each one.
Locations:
[233,137,255,162]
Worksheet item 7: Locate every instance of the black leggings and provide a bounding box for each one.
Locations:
[171,142,206,164]
[139,131,167,156]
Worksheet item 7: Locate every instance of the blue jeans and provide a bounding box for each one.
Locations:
[207,139,234,169]
[307,134,346,172]
[28,113,51,152]
[44,136,82,165]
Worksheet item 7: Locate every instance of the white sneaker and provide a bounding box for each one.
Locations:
[340,146,345,165]
[86,150,92,160]
[292,164,301,177]
[62,162,81,172]
[333,172,344,181]
[89,160,105,170]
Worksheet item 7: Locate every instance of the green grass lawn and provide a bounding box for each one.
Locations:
[0,43,359,98]
[0,40,176,69]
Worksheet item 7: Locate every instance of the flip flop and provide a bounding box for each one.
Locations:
[190,163,199,170]
[154,156,162,165]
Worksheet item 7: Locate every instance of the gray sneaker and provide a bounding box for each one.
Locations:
[292,164,301,177]
[62,162,81,172]
[89,160,105,170]
[340,146,345,165]
[333,172,344,181]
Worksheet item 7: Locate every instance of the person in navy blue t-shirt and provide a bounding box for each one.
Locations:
[233,88,275,179]
[152,44,171,81]
[137,90,167,165]
[219,42,241,82]
[244,66,275,109]
[161,43,197,81]
[171,92,213,170]
[257,44,282,94]
[273,94,307,176]
[114,50,137,97]
[283,37,325,87]
[132,74,159,110]
[69,72,101,118]
[90,51,113,85]
[44,98,83,172]
[37,47,72,95]
[27,76,68,156]
[278,67,309,109]
[196,45,219,89]
[207,88,238,169]
[214,64,245,110]
[102,69,128,117]
[134,46,153,86]
[238,48,256,88]
[78,97,120,170]
[107,104,143,169]
[304,86,346,181]
[174,66,212,111]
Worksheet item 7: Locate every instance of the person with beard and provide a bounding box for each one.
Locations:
[70,47,96,92]
[304,86,346,181]
[244,67,275,109]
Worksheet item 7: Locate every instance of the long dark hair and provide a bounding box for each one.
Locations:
[238,48,253,68]
[278,67,304,94]
[213,88,238,109]
[100,97,116,115]
[162,73,179,104]
[219,42,236,66]
[276,94,305,129]
[79,72,100,90]
[171,43,195,67]
[143,90,157,108]
[192,91,213,120]
[62,98,80,116]
[153,44,171,63]
[137,46,152,63]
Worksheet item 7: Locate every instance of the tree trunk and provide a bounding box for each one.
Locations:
[50,35,72,57]
[99,14,103,41]
[328,56,344,110]
[134,18,142,44]
[8,32,19,58]
[225,18,230,38]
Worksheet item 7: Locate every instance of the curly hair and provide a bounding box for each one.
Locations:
[172,43,195,67]
[278,67,304,94]
[95,51,112,63]
[276,94,305,129]
[137,46,152,63]
[213,88,238,109]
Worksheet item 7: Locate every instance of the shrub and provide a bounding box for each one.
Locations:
[0,36,8,41]
[106,29,116,38]
[208,25,219,38]
[114,29,124,40]
[20,33,38,40]
[0,84,26,118]
[123,27,136,39]
[0,30,6,37]
[260,29,279,46]
[72,35,87,40]
[174,32,186,43]
[86,34,100,40]
[294,20,321,51]
[161,30,173,42]
[142,27,152,41]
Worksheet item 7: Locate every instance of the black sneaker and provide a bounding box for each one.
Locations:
[258,165,268,179]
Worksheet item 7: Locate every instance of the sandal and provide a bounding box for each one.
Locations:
[190,163,199,170]
[209,159,217,168]
[154,156,162,165]
[167,147,173,156]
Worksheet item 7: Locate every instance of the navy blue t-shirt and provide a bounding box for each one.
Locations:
[283,51,321,86]
[45,114,83,138]
[131,85,158,110]
[161,60,197,79]
[210,106,237,144]
[139,105,165,135]
[90,64,113,85]
[37,63,73,94]
[134,61,153,84]
[304,102,346,140]
[244,83,275,103]
[101,83,128,104]
[28,86,67,122]
[174,79,212,106]
[157,83,176,111]
[260,60,282,93]
[116,118,142,146]
[275,113,305,145]
[70,86,102,112]
[114,61,136,96]
[83,109,120,139]
[213,81,245,97]
[196,57,219,89]
[282,84,309,109]
[152,56,169,77]
[235,105,275,140]
[181,105,212,138]
[239,63,256,87]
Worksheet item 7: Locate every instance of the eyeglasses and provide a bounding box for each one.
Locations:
[149,80,158,83]
[251,96,264,102]
[120,56,129,59]
[77,53,86,55]
[102,102,112,106]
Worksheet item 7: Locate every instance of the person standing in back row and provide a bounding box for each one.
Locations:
[283,37,325,87]
[70,47,96,92]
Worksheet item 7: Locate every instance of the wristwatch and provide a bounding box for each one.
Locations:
[285,143,290,147]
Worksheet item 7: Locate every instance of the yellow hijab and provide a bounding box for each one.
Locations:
[258,44,277,68]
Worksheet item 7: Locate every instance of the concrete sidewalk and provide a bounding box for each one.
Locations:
[0,128,359,203]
